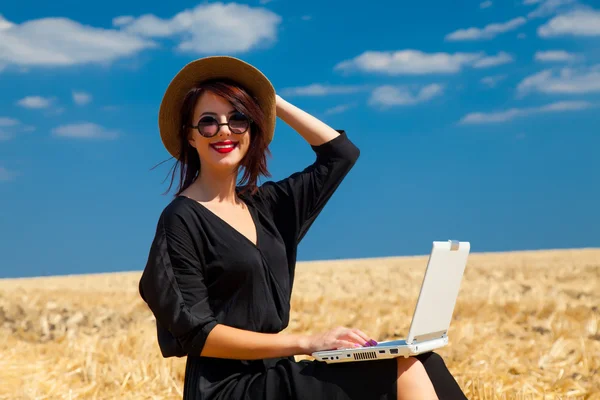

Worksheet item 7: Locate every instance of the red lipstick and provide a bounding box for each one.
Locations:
[210,140,238,154]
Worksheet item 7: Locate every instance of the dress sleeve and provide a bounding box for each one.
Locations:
[257,130,360,244]
[138,209,218,358]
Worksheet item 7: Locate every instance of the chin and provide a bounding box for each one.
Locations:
[214,158,242,170]
[203,150,245,171]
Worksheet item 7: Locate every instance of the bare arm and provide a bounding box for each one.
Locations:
[200,324,373,359]
[275,94,340,146]
[201,324,306,359]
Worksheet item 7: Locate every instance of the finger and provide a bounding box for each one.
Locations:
[335,326,349,335]
[351,328,372,344]
[335,340,361,350]
[347,331,369,346]
[348,330,376,347]
[352,328,378,346]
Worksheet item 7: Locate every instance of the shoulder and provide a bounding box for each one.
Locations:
[159,196,189,220]
[155,196,201,234]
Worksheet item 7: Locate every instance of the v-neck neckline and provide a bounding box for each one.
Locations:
[177,194,260,249]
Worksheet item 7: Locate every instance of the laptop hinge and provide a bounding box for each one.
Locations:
[410,330,447,344]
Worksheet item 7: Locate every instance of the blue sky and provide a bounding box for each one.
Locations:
[1,0,599,278]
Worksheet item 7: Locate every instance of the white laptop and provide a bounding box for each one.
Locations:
[312,240,470,364]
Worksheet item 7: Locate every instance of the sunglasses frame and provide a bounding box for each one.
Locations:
[187,112,253,138]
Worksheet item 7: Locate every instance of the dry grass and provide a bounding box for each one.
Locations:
[1,248,599,399]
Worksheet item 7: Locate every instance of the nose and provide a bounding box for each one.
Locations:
[217,118,232,137]
[218,126,231,137]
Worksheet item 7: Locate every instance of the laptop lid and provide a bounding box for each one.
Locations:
[406,240,470,344]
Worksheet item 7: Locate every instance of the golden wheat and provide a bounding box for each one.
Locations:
[1,248,598,399]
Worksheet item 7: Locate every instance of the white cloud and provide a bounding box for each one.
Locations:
[481,75,507,88]
[0,166,17,182]
[0,117,19,126]
[534,50,579,62]
[116,15,181,37]
[473,52,514,68]
[115,3,281,54]
[112,16,135,26]
[480,1,493,8]
[51,123,119,139]
[0,14,154,70]
[72,91,92,105]
[324,104,355,115]
[538,8,600,37]
[517,65,600,95]
[459,100,593,124]
[334,50,513,76]
[445,17,526,41]
[0,118,34,140]
[526,0,576,18]
[17,96,53,109]
[280,84,370,96]
[0,15,13,30]
[369,84,444,107]
[335,50,475,75]
[0,4,281,72]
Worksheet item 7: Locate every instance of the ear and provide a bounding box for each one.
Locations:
[187,131,197,149]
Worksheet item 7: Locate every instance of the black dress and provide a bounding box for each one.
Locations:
[139,131,411,399]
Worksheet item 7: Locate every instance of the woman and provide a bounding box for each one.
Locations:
[139,56,467,400]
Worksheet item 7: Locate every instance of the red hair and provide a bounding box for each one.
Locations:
[157,79,271,196]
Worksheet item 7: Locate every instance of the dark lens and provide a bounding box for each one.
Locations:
[197,116,218,136]
[229,112,249,133]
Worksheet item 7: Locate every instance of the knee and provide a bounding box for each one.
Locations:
[397,352,448,375]
[415,351,446,370]
[395,356,439,399]
[396,356,422,375]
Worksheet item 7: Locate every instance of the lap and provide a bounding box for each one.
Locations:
[253,356,398,400]
[184,355,399,400]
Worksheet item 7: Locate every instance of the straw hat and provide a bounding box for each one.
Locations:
[158,56,276,160]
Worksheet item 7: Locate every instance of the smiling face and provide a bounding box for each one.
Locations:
[173,79,271,196]
[187,90,252,175]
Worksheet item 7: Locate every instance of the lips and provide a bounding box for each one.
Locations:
[210,140,238,154]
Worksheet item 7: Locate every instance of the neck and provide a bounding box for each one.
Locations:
[189,167,240,204]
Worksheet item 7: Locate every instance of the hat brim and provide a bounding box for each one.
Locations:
[158,56,276,160]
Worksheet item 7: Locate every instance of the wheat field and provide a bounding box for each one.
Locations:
[0,248,598,399]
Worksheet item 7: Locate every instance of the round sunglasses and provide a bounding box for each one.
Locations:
[189,112,252,138]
